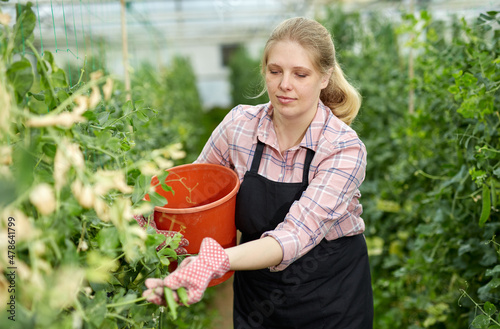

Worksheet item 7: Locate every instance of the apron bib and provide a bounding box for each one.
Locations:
[233,141,373,329]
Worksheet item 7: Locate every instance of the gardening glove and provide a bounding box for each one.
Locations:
[134,214,188,254]
[142,237,230,305]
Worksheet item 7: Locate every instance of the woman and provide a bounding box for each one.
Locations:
[143,17,373,328]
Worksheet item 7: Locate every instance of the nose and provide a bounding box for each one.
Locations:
[279,73,292,91]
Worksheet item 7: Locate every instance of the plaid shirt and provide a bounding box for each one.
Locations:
[196,101,367,271]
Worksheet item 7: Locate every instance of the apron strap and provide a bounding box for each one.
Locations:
[302,148,315,184]
[250,141,265,174]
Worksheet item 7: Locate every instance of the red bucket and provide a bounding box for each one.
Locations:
[147,163,239,286]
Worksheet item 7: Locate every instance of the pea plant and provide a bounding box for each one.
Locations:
[336,8,499,329]
[0,3,213,328]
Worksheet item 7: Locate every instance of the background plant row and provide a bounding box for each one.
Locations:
[329,8,500,329]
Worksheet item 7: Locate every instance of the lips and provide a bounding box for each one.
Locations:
[277,96,296,104]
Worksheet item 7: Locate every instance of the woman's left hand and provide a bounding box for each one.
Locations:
[134,214,189,254]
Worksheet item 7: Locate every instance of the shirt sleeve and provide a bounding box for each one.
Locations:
[262,135,367,271]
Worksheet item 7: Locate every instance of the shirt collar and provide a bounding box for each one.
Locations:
[256,101,330,152]
[256,103,280,150]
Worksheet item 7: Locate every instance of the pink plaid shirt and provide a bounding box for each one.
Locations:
[196,101,366,271]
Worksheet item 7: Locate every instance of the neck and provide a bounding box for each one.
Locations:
[272,109,316,154]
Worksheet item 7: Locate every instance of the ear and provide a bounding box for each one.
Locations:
[320,67,333,89]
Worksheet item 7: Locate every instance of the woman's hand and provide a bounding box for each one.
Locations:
[134,214,189,254]
[142,237,230,305]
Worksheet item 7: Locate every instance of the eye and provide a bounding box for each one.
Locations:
[296,73,308,78]
[269,70,280,75]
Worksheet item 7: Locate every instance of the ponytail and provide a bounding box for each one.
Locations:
[321,62,361,126]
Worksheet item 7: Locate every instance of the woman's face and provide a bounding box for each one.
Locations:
[265,40,330,123]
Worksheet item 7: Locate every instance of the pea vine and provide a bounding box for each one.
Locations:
[0,3,213,328]
[318,7,500,329]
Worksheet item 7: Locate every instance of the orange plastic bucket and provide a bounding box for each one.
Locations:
[147,163,239,286]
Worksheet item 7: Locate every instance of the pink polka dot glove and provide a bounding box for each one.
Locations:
[142,237,230,305]
[134,214,189,254]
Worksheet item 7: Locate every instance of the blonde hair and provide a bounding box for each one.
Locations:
[261,17,361,126]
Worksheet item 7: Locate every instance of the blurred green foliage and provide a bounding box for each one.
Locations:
[130,57,206,164]
[319,7,499,329]
[228,46,269,106]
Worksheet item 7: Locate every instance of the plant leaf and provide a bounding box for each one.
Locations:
[13,3,36,51]
[472,314,490,328]
[7,57,34,100]
[132,175,149,204]
[484,302,497,316]
[148,192,168,208]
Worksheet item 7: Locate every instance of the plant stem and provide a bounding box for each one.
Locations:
[105,106,141,128]
[477,146,500,154]
[459,289,500,326]
[414,169,448,180]
[106,296,148,308]
[76,220,87,253]
[73,56,87,88]
[25,40,57,104]
[106,312,136,324]
[84,144,120,165]
[73,298,90,323]
[112,252,126,263]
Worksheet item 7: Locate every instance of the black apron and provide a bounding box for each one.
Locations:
[233,141,373,329]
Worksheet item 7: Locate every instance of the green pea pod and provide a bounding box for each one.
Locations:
[479,185,491,228]
[177,287,189,307]
[164,287,178,320]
